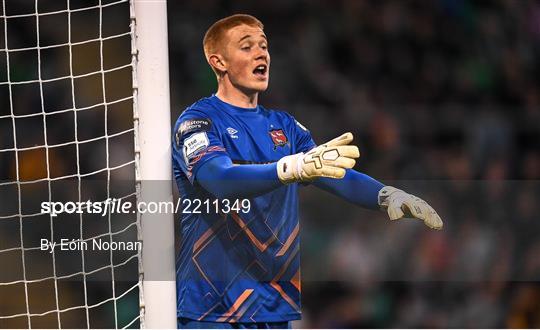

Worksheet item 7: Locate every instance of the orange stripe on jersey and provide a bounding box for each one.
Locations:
[193,214,226,253]
[275,223,299,256]
[270,245,301,309]
[193,227,214,253]
[197,302,223,321]
[229,294,257,323]
[270,282,300,312]
[291,269,301,292]
[216,289,254,322]
[231,213,276,252]
[273,244,299,281]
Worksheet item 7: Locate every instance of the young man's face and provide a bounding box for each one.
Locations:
[221,24,270,94]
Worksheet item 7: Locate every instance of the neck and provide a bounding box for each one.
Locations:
[215,80,258,108]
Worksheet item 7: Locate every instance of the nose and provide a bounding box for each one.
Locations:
[255,46,269,62]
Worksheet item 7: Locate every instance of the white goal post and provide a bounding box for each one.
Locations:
[0,0,176,328]
[133,0,176,328]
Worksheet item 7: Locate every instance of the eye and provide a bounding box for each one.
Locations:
[241,45,251,51]
[261,44,268,50]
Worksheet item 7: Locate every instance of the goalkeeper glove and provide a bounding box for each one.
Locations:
[378,186,443,230]
[277,132,360,184]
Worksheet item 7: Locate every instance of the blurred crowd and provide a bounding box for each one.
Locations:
[1,0,539,328]
[168,0,540,328]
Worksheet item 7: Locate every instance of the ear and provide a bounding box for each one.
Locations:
[208,54,227,74]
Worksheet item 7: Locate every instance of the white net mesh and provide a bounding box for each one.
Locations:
[0,0,141,328]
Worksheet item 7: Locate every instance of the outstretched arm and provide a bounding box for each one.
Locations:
[314,170,443,230]
[196,155,282,199]
[313,169,384,210]
[196,133,360,199]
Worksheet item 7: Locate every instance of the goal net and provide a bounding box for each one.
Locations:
[0,0,175,328]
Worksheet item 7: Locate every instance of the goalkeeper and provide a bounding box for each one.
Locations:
[172,14,443,329]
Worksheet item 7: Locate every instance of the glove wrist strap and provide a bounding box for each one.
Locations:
[378,186,402,209]
[276,153,303,184]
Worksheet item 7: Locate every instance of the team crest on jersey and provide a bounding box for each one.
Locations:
[269,129,288,149]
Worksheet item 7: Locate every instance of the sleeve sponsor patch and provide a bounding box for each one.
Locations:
[180,118,211,135]
[183,132,209,163]
[175,118,212,147]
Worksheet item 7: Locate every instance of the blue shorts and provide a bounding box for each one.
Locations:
[177,317,291,329]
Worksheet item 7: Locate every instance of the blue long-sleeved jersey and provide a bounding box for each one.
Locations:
[172,95,315,322]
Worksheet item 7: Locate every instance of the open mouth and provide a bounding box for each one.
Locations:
[253,64,268,78]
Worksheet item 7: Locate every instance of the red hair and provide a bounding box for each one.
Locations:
[203,14,264,73]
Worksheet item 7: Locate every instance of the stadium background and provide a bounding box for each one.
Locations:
[168,0,540,328]
[0,0,539,328]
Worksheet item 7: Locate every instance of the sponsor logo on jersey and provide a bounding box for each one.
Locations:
[269,129,288,149]
[183,132,209,164]
[227,127,238,139]
[176,118,212,147]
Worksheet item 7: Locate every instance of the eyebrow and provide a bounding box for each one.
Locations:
[238,34,267,43]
